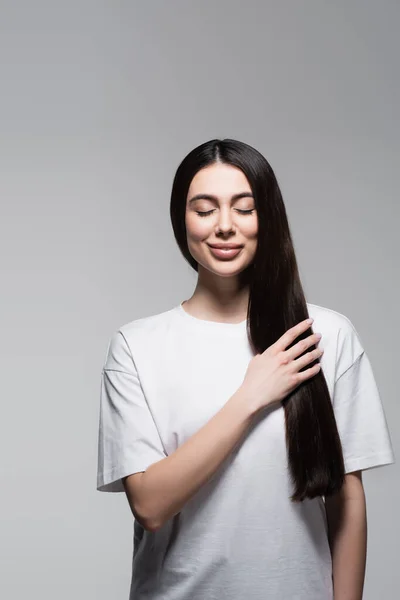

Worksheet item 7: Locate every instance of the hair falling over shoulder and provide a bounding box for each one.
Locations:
[169,138,345,502]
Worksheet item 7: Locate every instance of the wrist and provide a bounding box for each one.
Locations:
[232,385,261,420]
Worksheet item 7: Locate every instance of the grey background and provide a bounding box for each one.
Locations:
[1,1,398,598]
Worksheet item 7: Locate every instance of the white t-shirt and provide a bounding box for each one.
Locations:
[96,301,395,600]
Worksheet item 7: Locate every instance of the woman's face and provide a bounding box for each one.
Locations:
[185,163,258,278]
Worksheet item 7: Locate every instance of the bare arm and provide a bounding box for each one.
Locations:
[325,471,367,600]
[123,386,259,532]
[123,317,321,533]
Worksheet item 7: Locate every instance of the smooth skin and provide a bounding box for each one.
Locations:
[183,162,257,322]
[123,162,366,600]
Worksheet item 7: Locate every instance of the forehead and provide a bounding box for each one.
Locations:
[188,163,252,196]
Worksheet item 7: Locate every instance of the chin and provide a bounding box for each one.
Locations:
[199,259,250,278]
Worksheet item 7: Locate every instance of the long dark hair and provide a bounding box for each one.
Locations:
[169,138,345,502]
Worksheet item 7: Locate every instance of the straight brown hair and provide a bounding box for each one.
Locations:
[169,138,345,502]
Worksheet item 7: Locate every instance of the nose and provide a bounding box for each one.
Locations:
[216,206,235,233]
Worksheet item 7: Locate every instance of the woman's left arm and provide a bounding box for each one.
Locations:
[325,471,367,600]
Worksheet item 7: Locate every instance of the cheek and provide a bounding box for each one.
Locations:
[242,217,258,239]
[185,213,211,241]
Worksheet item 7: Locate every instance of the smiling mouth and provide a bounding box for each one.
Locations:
[207,245,244,260]
[207,243,244,249]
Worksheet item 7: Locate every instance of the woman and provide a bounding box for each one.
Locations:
[96,139,395,599]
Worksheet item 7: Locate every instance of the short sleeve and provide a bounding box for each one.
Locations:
[332,326,395,474]
[96,330,167,492]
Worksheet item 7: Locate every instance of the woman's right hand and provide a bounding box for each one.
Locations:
[241,318,323,412]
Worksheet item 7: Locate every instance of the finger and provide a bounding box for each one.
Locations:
[274,318,314,353]
[293,362,321,384]
[292,346,323,371]
[285,332,321,361]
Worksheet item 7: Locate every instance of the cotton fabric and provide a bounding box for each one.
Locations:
[96,301,395,600]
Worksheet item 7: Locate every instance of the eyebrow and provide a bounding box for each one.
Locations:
[188,192,254,204]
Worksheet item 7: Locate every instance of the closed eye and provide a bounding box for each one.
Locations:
[196,209,255,217]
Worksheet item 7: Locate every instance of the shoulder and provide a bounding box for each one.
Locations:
[103,305,178,370]
[306,302,355,331]
[119,305,178,341]
[306,302,365,379]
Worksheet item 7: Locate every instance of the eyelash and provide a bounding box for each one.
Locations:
[195,209,255,217]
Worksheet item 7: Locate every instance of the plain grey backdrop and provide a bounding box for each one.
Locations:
[1,1,398,598]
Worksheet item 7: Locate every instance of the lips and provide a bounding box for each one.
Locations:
[208,243,243,249]
[207,245,243,260]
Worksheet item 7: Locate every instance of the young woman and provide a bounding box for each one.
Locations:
[96,139,395,599]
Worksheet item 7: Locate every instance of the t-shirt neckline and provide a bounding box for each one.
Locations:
[175,301,248,334]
